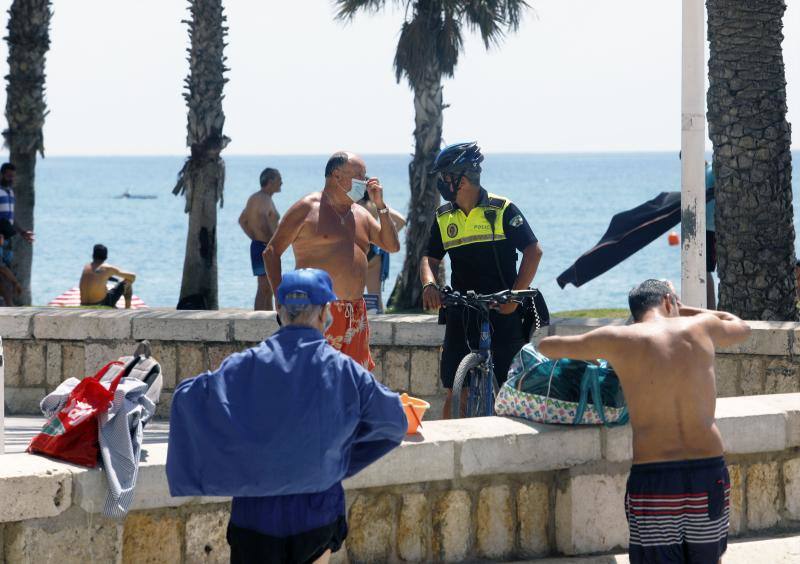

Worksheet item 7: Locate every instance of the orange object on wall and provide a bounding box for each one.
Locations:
[400,393,430,434]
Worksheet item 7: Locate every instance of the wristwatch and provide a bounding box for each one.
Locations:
[422,281,438,291]
[377,207,390,214]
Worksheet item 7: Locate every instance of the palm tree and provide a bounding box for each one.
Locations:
[336,0,528,310]
[173,0,230,310]
[707,0,796,320]
[2,0,51,305]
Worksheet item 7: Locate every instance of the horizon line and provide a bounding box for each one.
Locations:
[9,148,737,159]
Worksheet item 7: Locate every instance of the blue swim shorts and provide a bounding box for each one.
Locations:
[626,456,730,564]
[250,240,267,277]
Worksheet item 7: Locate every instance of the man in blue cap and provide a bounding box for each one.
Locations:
[167,268,407,564]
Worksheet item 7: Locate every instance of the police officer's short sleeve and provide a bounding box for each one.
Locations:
[426,219,446,259]
[503,203,538,252]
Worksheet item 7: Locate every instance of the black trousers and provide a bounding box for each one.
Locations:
[227,517,347,564]
[440,306,525,388]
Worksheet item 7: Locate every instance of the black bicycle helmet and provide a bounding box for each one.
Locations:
[431,142,483,202]
[430,142,484,175]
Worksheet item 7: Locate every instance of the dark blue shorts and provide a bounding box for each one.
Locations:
[626,456,730,564]
[250,240,267,276]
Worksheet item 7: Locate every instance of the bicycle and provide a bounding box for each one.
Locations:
[441,287,542,419]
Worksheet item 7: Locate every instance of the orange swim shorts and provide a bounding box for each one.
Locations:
[325,298,375,371]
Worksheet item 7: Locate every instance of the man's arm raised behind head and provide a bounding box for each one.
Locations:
[695,311,752,348]
[538,326,626,362]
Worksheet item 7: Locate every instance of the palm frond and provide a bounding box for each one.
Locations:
[463,0,529,47]
[394,16,438,84]
[334,0,391,21]
[437,9,462,77]
[501,0,529,31]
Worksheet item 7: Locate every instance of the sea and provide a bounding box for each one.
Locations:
[30,152,800,312]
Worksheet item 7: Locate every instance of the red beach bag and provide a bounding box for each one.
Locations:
[27,360,130,467]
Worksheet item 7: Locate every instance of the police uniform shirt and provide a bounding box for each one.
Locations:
[426,189,538,294]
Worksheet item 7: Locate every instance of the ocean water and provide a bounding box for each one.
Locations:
[30,152,800,312]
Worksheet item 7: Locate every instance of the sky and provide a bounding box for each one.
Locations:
[0,0,797,156]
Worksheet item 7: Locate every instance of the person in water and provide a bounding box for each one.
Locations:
[79,244,137,308]
[539,279,751,563]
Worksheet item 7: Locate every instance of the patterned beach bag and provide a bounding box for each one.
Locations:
[495,344,629,426]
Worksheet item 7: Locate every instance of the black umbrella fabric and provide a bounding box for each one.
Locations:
[557,189,712,289]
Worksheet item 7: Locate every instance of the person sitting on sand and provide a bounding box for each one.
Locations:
[79,244,137,308]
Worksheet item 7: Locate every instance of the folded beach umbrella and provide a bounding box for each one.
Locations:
[557,188,712,289]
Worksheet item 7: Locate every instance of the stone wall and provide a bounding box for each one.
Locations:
[1,394,799,562]
[1,309,799,419]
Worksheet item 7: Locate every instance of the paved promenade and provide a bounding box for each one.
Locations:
[3,415,169,454]
[519,534,800,563]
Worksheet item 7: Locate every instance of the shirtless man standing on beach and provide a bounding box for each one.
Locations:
[538,279,751,564]
[239,168,282,310]
[80,244,137,308]
[263,152,400,369]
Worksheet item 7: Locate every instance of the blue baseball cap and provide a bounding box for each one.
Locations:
[276,268,337,306]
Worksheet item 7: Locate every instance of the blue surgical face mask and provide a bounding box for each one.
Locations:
[351,178,367,193]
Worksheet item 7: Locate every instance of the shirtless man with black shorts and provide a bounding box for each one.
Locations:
[239,168,282,310]
[263,152,400,370]
[79,244,137,308]
[539,279,751,564]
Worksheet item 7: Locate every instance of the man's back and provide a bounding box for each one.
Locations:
[80,262,115,304]
[80,261,135,305]
[240,191,279,243]
[538,281,751,563]
[167,325,406,497]
[605,316,722,463]
[539,287,750,465]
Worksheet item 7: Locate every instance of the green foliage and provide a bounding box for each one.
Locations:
[552,309,630,319]
[335,0,529,85]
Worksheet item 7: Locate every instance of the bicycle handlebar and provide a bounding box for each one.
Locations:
[439,287,539,308]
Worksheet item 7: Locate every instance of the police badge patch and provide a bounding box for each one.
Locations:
[447,223,458,238]
[510,215,524,228]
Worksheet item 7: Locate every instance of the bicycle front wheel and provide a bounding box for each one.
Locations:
[471,365,499,417]
[451,352,485,418]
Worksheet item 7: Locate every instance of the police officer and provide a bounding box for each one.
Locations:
[420,142,543,419]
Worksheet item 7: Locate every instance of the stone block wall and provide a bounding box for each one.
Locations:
[2,309,800,419]
[2,394,800,562]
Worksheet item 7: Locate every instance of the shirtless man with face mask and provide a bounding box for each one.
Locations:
[263,152,401,370]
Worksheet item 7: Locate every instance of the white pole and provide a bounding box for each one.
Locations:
[681,0,707,308]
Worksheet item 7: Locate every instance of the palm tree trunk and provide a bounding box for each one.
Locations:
[173,0,229,310]
[388,65,443,310]
[707,0,796,320]
[3,0,51,306]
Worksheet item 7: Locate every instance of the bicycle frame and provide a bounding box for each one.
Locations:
[441,287,539,418]
[468,316,495,416]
